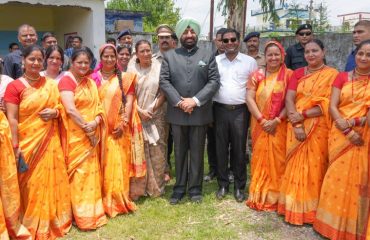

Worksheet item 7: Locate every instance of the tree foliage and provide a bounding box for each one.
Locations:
[312,2,330,32]
[217,0,285,34]
[107,0,180,33]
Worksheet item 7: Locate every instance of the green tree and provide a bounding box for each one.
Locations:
[218,0,285,34]
[287,1,304,31]
[312,2,330,33]
[107,0,180,33]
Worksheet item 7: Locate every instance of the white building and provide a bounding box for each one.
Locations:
[250,1,314,32]
[0,0,105,57]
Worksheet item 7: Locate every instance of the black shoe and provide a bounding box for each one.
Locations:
[216,187,229,200]
[190,195,202,203]
[169,193,183,205]
[228,171,234,183]
[204,171,216,182]
[234,189,246,202]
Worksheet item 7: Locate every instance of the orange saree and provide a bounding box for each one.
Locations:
[60,74,107,230]
[277,66,338,225]
[15,77,71,239]
[0,111,31,240]
[313,72,370,240]
[98,72,139,217]
[246,66,293,211]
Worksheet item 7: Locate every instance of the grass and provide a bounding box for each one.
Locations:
[63,154,324,240]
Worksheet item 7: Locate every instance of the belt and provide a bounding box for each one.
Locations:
[214,102,245,110]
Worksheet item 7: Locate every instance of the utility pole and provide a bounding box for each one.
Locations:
[210,0,214,41]
[308,0,314,23]
[242,0,247,38]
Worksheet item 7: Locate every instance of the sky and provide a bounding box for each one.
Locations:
[173,0,370,36]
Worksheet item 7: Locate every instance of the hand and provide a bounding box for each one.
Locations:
[288,111,304,124]
[293,126,306,142]
[139,109,153,121]
[13,147,22,160]
[348,131,364,146]
[82,120,98,133]
[88,135,99,147]
[334,118,350,131]
[180,97,197,113]
[261,119,278,135]
[38,108,57,122]
[112,127,123,139]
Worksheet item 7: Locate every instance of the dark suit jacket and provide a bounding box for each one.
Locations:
[159,46,220,126]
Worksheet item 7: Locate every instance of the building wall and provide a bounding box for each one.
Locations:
[0,0,105,58]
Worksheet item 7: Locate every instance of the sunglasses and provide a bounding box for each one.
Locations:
[298,31,312,36]
[222,38,237,43]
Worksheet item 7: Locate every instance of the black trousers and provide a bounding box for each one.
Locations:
[214,103,249,190]
[206,125,217,173]
[171,124,207,197]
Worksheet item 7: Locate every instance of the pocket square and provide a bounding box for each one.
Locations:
[198,60,207,67]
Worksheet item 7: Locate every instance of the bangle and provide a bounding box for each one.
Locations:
[353,117,361,126]
[346,119,353,128]
[342,128,352,135]
[54,109,60,118]
[257,116,264,123]
[360,117,366,126]
[293,123,303,128]
[302,110,308,119]
[12,143,19,149]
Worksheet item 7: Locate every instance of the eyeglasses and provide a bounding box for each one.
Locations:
[298,31,312,37]
[222,38,237,43]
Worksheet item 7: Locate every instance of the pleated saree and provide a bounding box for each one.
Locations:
[246,65,292,211]
[7,77,71,239]
[314,72,370,239]
[59,73,107,230]
[0,111,31,240]
[277,66,338,225]
[98,72,140,217]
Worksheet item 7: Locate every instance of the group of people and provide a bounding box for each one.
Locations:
[0,16,369,240]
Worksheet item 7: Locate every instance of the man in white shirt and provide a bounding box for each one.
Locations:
[213,28,257,202]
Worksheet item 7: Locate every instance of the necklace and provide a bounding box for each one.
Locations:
[307,64,325,74]
[302,66,326,97]
[23,73,41,82]
[354,68,370,76]
[101,68,115,75]
[351,70,370,105]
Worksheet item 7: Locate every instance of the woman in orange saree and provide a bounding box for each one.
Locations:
[246,41,293,211]
[278,39,339,225]
[4,45,71,239]
[59,48,107,230]
[92,44,140,217]
[313,40,370,240]
[0,111,31,240]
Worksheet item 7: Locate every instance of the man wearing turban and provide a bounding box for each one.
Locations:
[159,17,220,204]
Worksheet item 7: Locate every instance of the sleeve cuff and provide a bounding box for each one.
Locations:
[192,97,201,107]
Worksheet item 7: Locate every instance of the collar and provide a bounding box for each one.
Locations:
[181,46,199,54]
[220,52,242,62]
[295,43,304,50]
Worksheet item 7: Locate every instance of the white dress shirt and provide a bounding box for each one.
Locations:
[213,52,257,105]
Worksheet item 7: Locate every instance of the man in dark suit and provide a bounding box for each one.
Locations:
[159,17,220,204]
